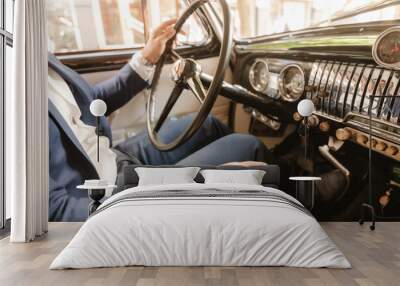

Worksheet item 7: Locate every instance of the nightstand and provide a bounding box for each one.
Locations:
[77,181,116,215]
[289,177,321,210]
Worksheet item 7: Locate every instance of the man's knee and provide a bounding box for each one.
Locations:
[225,133,266,149]
[172,114,222,132]
[223,133,275,162]
[203,115,231,136]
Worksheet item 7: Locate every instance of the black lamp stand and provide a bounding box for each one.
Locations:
[97,117,100,162]
[359,94,400,230]
[359,102,376,230]
[304,116,309,161]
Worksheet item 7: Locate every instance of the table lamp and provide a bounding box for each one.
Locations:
[90,99,107,162]
[77,99,116,215]
[297,99,315,160]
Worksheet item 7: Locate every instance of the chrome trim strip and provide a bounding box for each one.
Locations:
[326,63,342,112]
[368,68,385,117]
[340,64,358,117]
[315,62,328,102]
[307,61,319,100]
[334,64,350,116]
[377,70,395,118]
[389,73,400,123]
[358,66,375,113]
[320,62,334,111]
[322,62,339,113]
[341,65,357,115]
[349,65,367,113]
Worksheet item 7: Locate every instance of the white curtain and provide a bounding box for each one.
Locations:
[7,0,49,242]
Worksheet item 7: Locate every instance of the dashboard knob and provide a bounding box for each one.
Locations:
[319,121,330,132]
[293,112,302,122]
[375,141,387,151]
[336,128,352,141]
[385,146,399,156]
[356,134,368,145]
[307,115,319,127]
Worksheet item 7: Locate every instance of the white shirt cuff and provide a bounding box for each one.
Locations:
[129,51,155,84]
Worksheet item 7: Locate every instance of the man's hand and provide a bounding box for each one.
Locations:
[142,19,177,65]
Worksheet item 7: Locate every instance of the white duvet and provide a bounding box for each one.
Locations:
[50,183,351,269]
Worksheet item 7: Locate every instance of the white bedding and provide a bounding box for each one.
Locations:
[50,183,351,269]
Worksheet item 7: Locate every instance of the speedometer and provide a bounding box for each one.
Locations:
[373,26,400,69]
[249,59,269,92]
[278,64,305,102]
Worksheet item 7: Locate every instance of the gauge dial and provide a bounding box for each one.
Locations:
[249,59,269,92]
[278,64,306,102]
[376,31,400,64]
[373,26,400,69]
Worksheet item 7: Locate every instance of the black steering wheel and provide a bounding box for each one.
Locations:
[146,0,232,151]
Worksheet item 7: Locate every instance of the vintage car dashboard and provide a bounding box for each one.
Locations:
[234,24,400,162]
[248,58,309,102]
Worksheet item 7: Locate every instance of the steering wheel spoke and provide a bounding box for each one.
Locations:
[147,0,232,151]
[170,49,182,61]
[154,83,184,132]
[187,74,207,103]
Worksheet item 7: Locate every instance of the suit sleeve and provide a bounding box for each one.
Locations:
[48,117,93,222]
[92,64,149,116]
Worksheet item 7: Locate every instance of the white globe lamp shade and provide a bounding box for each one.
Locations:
[297,99,315,117]
[90,99,107,117]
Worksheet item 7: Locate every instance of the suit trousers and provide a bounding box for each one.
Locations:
[113,114,276,186]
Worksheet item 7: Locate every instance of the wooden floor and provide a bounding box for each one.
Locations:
[0,222,399,286]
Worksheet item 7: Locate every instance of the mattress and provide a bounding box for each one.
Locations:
[50,183,351,269]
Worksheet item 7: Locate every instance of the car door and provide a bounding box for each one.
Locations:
[47,0,232,145]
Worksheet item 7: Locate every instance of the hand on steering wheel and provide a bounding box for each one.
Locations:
[146,0,232,151]
[142,19,177,65]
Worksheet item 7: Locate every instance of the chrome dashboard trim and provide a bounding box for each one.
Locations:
[346,121,400,145]
[315,110,400,144]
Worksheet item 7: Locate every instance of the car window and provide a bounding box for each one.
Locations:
[145,0,208,45]
[46,0,209,53]
[211,0,400,39]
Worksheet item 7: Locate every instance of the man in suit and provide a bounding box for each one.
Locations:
[49,20,273,221]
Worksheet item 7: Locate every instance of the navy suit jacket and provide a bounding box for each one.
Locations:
[48,54,147,221]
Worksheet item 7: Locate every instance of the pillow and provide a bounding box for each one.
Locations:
[119,164,280,190]
[135,167,200,186]
[200,169,266,185]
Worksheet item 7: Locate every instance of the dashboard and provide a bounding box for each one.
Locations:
[236,25,400,162]
[248,59,308,102]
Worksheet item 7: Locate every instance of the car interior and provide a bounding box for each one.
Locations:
[2,0,400,285]
[51,0,400,221]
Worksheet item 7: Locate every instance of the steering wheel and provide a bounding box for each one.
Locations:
[146,0,232,151]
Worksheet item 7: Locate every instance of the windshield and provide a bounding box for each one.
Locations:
[213,0,400,39]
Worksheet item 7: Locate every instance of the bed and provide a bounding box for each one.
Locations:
[50,165,350,269]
